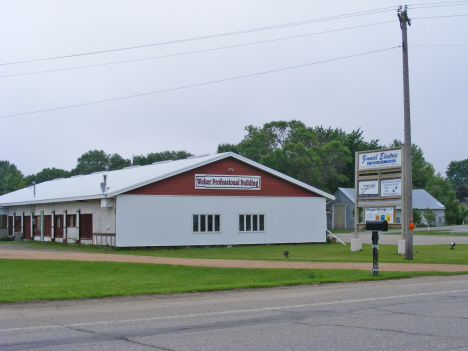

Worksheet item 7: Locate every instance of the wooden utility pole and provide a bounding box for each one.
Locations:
[398,7,413,260]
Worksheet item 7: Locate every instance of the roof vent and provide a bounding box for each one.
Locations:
[123,165,141,170]
[187,154,210,159]
[152,160,174,165]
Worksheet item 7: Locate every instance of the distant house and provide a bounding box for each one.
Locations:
[327,188,445,230]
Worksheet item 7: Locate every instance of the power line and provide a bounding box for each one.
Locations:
[0,20,395,78]
[0,7,398,66]
[409,0,468,10]
[412,13,468,19]
[411,44,468,47]
[0,46,399,120]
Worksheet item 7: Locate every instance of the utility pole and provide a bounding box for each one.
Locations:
[398,6,413,260]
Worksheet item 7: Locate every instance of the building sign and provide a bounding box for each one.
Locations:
[358,180,378,198]
[365,207,394,223]
[381,179,401,197]
[195,175,261,190]
[358,149,402,170]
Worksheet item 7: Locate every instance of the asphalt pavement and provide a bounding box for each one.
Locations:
[1,275,468,350]
[333,224,468,245]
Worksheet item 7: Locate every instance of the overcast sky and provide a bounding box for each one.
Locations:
[1,1,467,177]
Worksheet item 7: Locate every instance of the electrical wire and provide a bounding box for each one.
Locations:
[0,7,398,66]
[0,46,400,120]
[0,20,395,78]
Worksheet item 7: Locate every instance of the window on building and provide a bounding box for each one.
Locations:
[67,214,76,227]
[193,214,220,233]
[239,214,265,232]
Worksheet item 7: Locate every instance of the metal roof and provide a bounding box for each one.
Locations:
[336,188,445,210]
[0,152,334,206]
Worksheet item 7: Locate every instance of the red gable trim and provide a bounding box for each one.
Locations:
[125,157,319,197]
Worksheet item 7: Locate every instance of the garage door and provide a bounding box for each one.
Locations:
[333,205,346,229]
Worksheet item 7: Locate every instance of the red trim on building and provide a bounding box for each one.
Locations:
[125,157,319,197]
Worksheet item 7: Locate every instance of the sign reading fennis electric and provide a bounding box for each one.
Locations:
[358,149,402,170]
[195,175,261,190]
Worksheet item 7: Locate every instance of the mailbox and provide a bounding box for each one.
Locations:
[366,220,388,232]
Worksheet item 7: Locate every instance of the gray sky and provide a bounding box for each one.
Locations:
[1,1,467,177]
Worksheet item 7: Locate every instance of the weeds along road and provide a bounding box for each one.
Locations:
[1,275,468,351]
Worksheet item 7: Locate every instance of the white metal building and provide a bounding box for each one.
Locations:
[0,153,334,247]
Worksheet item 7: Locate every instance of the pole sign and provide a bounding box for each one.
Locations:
[358,149,402,170]
[380,179,402,197]
[195,175,261,190]
[365,207,394,223]
[358,180,378,198]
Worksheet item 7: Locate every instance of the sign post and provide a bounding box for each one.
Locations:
[353,147,404,253]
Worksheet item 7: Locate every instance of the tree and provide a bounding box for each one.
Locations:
[133,150,193,166]
[109,154,130,170]
[72,150,110,175]
[455,185,468,202]
[446,158,468,189]
[25,168,71,185]
[389,140,435,189]
[422,208,436,230]
[412,208,422,226]
[2,172,27,194]
[219,121,355,193]
[0,161,27,195]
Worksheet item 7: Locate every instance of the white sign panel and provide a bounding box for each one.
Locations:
[358,180,378,198]
[195,174,261,190]
[365,207,394,223]
[381,179,402,197]
[358,149,402,170]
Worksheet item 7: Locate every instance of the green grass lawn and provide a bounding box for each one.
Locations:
[0,259,461,303]
[3,241,468,265]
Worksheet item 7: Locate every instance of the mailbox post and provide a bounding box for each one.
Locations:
[366,220,388,276]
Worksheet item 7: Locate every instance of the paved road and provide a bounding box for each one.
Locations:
[1,275,468,350]
[334,224,468,245]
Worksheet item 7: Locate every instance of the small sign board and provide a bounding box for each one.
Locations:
[195,175,261,190]
[358,180,378,198]
[358,149,402,170]
[365,207,394,223]
[381,179,401,197]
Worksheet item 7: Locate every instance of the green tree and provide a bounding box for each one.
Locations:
[72,150,110,175]
[2,172,27,194]
[412,208,422,226]
[109,154,130,170]
[422,207,436,230]
[133,150,193,166]
[446,158,468,189]
[389,140,435,189]
[217,121,355,193]
[0,161,27,195]
[25,168,71,185]
[456,185,468,201]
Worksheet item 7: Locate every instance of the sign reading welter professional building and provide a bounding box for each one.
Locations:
[358,149,402,170]
[358,180,378,198]
[195,175,261,190]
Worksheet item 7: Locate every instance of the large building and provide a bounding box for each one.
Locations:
[327,187,445,230]
[0,153,334,247]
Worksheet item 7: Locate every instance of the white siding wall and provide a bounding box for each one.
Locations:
[116,195,326,247]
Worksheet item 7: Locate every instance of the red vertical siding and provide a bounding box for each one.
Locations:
[126,157,319,197]
[23,216,31,239]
